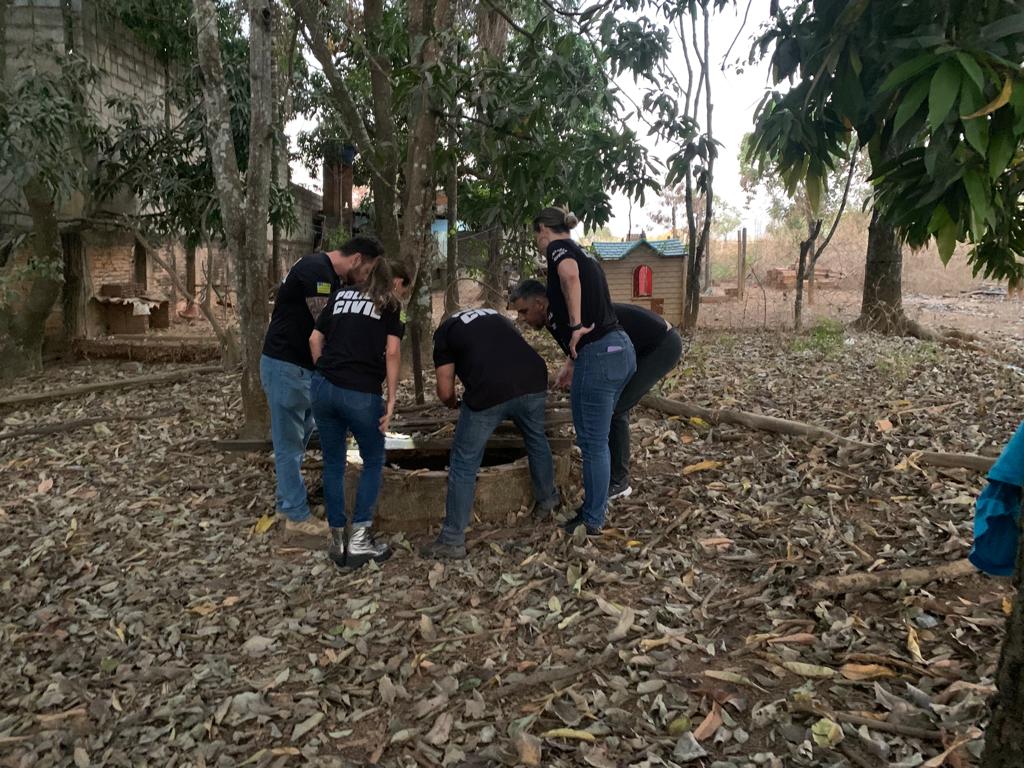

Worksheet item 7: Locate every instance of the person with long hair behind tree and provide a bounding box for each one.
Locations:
[309,259,410,568]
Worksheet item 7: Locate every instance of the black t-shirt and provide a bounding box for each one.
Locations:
[262,252,340,369]
[432,308,547,411]
[545,238,619,354]
[614,303,671,358]
[314,288,405,395]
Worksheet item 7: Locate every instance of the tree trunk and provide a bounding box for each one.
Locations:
[185,241,197,302]
[61,231,89,344]
[981,503,1024,768]
[794,219,821,331]
[237,0,273,437]
[0,177,65,382]
[194,0,274,437]
[856,208,905,332]
[444,126,459,315]
[682,173,700,330]
[484,225,505,309]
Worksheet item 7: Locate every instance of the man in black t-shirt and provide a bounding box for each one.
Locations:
[511,280,683,501]
[260,236,383,537]
[420,308,560,560]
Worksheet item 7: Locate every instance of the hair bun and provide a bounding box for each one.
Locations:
[564,211,579,229]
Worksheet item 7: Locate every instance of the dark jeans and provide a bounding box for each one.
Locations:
[610,329,684,486]
[439,392,558,545]
[571,330,636,528]
[310,373,386,529]
[260,354,315,521]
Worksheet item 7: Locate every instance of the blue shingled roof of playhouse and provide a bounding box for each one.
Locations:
[590,238,686,260]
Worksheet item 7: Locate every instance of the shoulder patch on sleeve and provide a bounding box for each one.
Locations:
[400,309,408,324]
[316,282,332,295]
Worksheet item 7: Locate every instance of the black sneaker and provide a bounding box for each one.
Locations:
[419,539,468,560]
[562,512,602,537]
[609,479,633,501]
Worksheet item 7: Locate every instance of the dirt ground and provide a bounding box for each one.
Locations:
[2,315,1022,766]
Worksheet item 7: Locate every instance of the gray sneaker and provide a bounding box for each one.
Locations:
[609,479,633,501]
[420,539,468,560]
[345,526,391,568]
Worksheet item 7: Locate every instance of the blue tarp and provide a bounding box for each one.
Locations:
[969,421,1024,577]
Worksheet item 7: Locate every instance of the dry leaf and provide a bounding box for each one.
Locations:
[682,459,722,475]
[253,514,276,535]
[767,632,817,646]
[692,702,723,742]
[37,477,54,494]
[840,663,897,681]
[607,607,635,641]
[419,614,436,641]
[875,418,894,433]
[542,728,596,742]
[906,622,926,664]
[782,661,835,679]
[514,732,543,766]
[811,718,844,747]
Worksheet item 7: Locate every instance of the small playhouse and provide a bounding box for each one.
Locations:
[590,237,687,324]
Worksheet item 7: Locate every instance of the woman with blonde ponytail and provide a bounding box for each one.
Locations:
[531,206,636,535]
[308,258,406,569]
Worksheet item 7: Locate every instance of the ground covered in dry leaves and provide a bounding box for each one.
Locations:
[2,325,1022,768]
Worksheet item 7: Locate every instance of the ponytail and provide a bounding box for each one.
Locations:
[533,205,579,233]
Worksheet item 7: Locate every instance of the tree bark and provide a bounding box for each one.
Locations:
[444,124,459,315]
[0,177,65,382]
[982,503,1024,768]
[484,225,505,309]
[61,231,89,344]
[193,0,273,437]
[856,208,905,332]
[185,241,197,301]
[794,219,821,330]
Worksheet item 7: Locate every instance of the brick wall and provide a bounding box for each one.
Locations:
[2,1,323,339]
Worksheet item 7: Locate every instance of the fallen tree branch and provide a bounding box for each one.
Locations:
[790,701,944,742]
[488,648,615,699]
[801,558,978,599]
[913,450,995,474]
[0,365,223,410]
[641,394,872,449]
[640,395,997,473]
[0,408,181,440]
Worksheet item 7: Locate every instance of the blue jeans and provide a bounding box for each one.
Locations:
[260,354,315,521]
[310,373,385,529]
[439,391,559,545]
[571,330,636,528]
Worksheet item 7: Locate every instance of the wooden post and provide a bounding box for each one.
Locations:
[736,228,746,301]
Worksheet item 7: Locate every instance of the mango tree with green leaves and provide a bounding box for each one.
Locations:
[747,0,1024,334]
[750,2,1024,761]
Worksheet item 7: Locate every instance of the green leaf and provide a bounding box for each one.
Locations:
[879,53,939,94]
[928,59,961,130]
[980,13,1024,42]
[893,76,930,134]
[804,173,823,215]
[936,220,957,264]
[955,53,985,92]
[962,113,989,156]
[963,167,992,228]
[987,112,1015,179]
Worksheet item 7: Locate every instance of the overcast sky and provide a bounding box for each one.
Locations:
[286,3,776,240]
